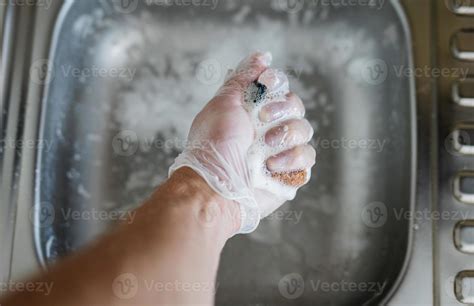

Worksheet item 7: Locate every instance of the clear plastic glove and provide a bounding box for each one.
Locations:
[169,52,316,234]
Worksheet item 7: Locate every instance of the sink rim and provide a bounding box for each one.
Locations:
[32,0,419,304]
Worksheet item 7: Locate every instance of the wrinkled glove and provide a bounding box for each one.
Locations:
[169,52,316,234]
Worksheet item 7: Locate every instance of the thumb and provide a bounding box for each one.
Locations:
[217,52,272,98]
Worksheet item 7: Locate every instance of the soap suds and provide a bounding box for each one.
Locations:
[70,8,378,243]
[99,14,374,150]
[244,69,309,201]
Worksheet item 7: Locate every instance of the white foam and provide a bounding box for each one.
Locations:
[72,9,379,200]
[244,69,309,202]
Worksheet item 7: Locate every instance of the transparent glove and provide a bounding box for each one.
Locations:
[169,52,316,234]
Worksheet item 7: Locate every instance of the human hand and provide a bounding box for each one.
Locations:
[170,52,316,233]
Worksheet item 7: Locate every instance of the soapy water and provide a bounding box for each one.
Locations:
[33,4,411,303]
[70,6,380,242]
[97,13,377,151]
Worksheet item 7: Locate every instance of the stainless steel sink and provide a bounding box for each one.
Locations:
[30,1,415,304]
[1,0,442,305]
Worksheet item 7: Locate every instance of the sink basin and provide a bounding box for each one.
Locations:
[34,0,415,304]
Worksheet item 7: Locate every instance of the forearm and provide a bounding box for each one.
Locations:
[1,168,240,306]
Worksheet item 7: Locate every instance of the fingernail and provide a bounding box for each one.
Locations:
[258,69,289,93]
[266,145,316,172]
[260,103,287,122]
[265,125,290,147]
[261,52,273,66]
[224,69,234,82]
[267,150,293,172]
[265,120,312,147]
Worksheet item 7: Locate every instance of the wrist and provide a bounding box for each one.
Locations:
[161,167,241,239]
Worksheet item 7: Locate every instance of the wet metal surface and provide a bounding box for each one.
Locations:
[34,0,415,305]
